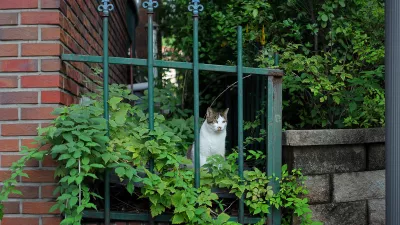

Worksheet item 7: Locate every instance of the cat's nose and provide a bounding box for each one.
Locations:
[217,127,222,131]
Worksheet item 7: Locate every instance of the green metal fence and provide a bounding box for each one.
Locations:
[61,0,283,224]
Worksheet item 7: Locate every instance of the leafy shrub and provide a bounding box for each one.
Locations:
[159,0,385,129]
[0,84,319,225]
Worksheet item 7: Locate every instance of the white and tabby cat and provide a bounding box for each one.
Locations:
[187,107,229,167]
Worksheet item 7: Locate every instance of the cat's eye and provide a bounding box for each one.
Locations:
[222,121,226,123]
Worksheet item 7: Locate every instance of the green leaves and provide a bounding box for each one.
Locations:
[109,97,123,110]
[320,14,328,22]
[252,9,258,18]
[172,213,185,224]
[0,83,319,225]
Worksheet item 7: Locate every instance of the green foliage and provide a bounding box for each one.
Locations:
[159,0,385,129]
[0,84,318,224]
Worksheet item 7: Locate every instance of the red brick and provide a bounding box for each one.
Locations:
[0,44,18,57]
[41,59,61,71]
[41,27,61,40]
[0,92,38,104]
[0,59,38,72]
[21,139,39,149]
[21,107,57,120]
[41,91,76,105]
[5,185,39,199]
[23,201,58,214]
[1,155,39,167]
[0,139,19,152]
[42,217,62,225]
[21,139,51,151]
[42,155,58,167]
[21,170,55,183]
[0,0,38,9]
[21,75,62,88]
[64,78,79,95]
[0,108,18,120]
[1,124,38,136]
[2,201,20,214]
[2,217,39,225]
[0,171,12,182]
[41,0,61,9]
[0,77,17,88]
[22,43,61,56]
[21,12,60,25]
[41,90,61,104]
[0,27,38,40]
[41,185,58,198]
[41,123,52,128]
[0,13,18,25]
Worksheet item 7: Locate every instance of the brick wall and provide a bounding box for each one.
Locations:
[0,0,135,224]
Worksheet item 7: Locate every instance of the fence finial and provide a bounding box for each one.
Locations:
[143,0,159,13]
[98,0,114,16]
[188,0,204,16]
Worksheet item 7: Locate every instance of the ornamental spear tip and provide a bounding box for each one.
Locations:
[143,0,159,13]
[188,0,204,15]
[98,0,114,16]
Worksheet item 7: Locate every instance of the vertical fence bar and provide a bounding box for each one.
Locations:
[267,75,282,224]
[261,77,266,153]
[193,6,200,189]
[143,2,158,224]
[255,76,260,151]
[143,0,158,172]
[97,1,114,225]
[237,26,244,224]
[274,52,279,66]
[189,0,203,188]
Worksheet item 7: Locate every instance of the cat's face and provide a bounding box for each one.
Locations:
[206,107,229,132]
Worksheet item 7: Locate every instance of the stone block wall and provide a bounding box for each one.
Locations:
[284,128,385,225]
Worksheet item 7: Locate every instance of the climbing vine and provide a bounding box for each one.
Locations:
[0,84,320,225]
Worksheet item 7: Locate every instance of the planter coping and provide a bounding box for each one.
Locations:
[282,128,385,146]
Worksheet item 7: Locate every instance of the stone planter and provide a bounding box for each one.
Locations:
[284,128,385,225]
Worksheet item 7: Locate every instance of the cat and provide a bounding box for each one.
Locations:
[186,107,229,167]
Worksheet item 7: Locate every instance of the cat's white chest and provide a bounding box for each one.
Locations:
[201,132,224,156]
[192,120,226,166]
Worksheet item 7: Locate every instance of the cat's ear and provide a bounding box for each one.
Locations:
[206,107,214,118]
[223,108,229,117]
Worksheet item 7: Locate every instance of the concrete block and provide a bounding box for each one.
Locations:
[303,175,330,204]
[368,199,385,225]
[283,128,385,146]
[308,201,367,225]
[368,144,385,170]
[292,145,366,175]
[333,170,385,202]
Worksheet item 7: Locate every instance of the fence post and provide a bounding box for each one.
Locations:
[267,75,282,225]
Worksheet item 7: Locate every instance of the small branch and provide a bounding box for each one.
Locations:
[223,199,238,213]
[210,209,219,217]
[209,74,253,110]
[200,74,232,96]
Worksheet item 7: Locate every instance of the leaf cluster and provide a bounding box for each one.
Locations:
[0,84,319,224]
[159,0,385,129]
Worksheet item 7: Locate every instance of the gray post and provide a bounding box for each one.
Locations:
[386,0,400,224]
